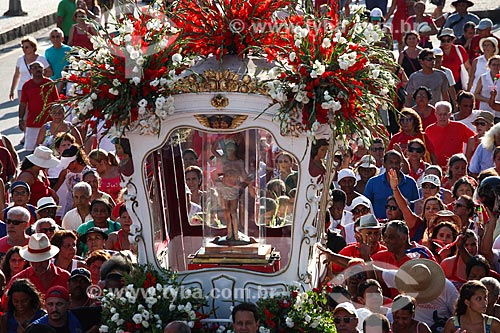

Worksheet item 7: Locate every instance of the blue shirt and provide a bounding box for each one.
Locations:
[469,142,494,174]
[364,171,419,219]
[443,12,480,38]
[32,310,83,333]
[45,44,72,80]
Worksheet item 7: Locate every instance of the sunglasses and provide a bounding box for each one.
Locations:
[40,227,56,233]
[6,219,27,225]
[408,146,424,153]
[385,205,399,211]
[334,317,356,324]
[440,38,453,43]
[423,57,436,61]
[474,121,487,126]
[21,45,31,49]
[422,183,437,189]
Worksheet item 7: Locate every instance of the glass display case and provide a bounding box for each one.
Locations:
[145,116,298,274]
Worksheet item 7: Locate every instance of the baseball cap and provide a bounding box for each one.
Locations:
[476,18,493,30]
[70,267,91,282]
[333,302,359,318]
[46,286,70,301]
[10,181,30,193]
[421,174,441,187]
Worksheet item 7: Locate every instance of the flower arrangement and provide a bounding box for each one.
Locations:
[99,264,207,333]
[253,283,337,333]
[59,5,194,136]
[265,9,396,139]
[173,0,292,59]
[55,1,396,141]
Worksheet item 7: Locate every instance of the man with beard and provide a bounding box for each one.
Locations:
[68,268,95,308]
[32,286,83,332]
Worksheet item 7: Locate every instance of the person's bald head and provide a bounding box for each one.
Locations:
[163,321,191,333]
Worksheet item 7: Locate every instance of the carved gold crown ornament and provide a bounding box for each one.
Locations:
[175,69,268,95]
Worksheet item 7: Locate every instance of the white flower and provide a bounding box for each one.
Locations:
[123,34,132,42]
[109,88,119,96]
[322,37,331,48]
[268,67,282,79]
[91,93,98,100]
[138,99,148,108]
[136,56,145,66]
[112,79,121,87]
[132,313,142,324]
[172,53,183,65]
[304,314,311,323]
[150,78,160,87]
[313,60,326,76]
[289,52,296,62]
[310,70,318,79]
[371,68,380,79]
[169,304,176,311]
[294,39,302,47]
[285,317,294,327]
[311,319,319,328]
[142,320,150,328]
[111,313,120,321]
[99,325,109,333]
[131,76,141,85]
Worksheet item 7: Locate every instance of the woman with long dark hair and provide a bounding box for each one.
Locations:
[444,280,500,333]
[0,246,28,285]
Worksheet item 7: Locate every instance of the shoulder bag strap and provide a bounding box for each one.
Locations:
[455,45,464,64]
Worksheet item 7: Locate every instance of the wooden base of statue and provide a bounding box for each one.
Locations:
[188,237,280,273]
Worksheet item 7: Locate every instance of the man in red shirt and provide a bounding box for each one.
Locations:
[18,61,59,152]
[332,214,387,273]
[371,220,436,268]
[425,101,474,167]
[6,233,69,299]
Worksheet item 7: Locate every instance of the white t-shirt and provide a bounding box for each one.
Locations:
[61,208,92,231]
[16,55,50,91]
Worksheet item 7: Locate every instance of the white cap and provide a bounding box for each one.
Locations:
[338,168,356,182]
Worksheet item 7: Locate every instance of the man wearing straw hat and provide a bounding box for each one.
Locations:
[6,233,70,298]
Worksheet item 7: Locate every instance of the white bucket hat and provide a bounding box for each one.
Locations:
[26,146,59,169]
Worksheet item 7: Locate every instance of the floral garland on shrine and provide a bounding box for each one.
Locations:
[56,1,396,139]
[98,265,207,333]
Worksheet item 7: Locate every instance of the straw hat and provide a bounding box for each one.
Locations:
[395,259,445,304]
[19,233,60,262]
[26,146,59,169]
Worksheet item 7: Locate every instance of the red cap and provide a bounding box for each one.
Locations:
[46,286,70,301]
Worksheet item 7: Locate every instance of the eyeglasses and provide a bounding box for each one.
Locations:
[422,184,438,189]
[440,38,453,43]
[334,317,356,324]
[400,117,413,123]
[385,205,399,211]
[39,227,56,233]
[474,121,487,127]
[423,57,436,61]
[408,146,424,153]
[352,207,369,215]
[371,147,384,152]
[6,219,27,225]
